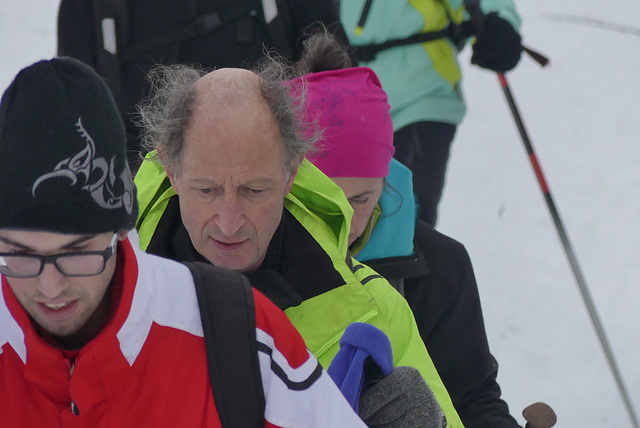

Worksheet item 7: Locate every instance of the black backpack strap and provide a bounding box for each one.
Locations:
[91,0,128,110]
[354,26,458,62]
[351,0,474,61]
[364,254,430,281]
[260,0,294,60]
[120,2,260,64]
[185,261,266,428]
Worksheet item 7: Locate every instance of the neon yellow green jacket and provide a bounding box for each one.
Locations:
[135,154,464,427]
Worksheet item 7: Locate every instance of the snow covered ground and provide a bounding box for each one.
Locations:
[1,1,638,426]
[439,1,640,426]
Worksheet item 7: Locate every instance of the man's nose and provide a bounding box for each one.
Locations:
[214,194,245,236]
[37,263,69,299]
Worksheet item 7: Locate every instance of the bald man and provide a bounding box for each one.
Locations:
[134,63,465,427]
[154,67,296,272]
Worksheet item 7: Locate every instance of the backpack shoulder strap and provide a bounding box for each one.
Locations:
[120,2,264,64]
[91,0,129,109]
[260,0,294,59]
[185,261,265,428]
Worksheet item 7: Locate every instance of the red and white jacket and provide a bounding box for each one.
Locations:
[0,238,366,427]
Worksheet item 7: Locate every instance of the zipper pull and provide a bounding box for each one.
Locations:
[69,361,79,416]
[356,0,375,35]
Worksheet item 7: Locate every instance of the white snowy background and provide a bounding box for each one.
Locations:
[0,1,638,426]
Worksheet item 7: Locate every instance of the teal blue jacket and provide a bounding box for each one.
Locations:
[354,159,417,261]
[341,0,521,129]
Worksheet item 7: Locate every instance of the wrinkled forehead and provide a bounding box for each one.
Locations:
[183,72,287,170]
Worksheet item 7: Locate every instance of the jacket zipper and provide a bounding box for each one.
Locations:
[314,311,378,360]
[70,361,79,416]
[355,0,374,35]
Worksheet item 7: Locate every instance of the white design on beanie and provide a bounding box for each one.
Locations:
[31,116,135,214]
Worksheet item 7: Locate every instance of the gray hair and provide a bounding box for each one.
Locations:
[254,55,319,173]
[137,64,203,174]
[136,57,318,176]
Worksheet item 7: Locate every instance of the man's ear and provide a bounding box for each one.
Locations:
[285,161,300,195]
[165,166,179,193]
[159,150,180,195]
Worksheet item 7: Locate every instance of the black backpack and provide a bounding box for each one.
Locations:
[184,261,265,428]
[68,0,295,168]
[90,0,293,108]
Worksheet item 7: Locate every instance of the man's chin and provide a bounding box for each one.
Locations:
[35,318,82,339]
[209,254,255,273]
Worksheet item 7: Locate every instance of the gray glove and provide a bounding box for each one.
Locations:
[359,366,445,428]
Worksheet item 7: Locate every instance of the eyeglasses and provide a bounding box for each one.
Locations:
[0,233,118,278]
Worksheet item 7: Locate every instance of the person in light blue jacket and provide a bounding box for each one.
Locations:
[339,0,522,226]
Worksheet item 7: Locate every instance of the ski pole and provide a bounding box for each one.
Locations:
[497,71,640,428]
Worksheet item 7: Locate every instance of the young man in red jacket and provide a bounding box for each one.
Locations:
[0,57,367,427]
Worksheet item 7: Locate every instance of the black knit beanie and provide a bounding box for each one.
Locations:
[0,58,137,234]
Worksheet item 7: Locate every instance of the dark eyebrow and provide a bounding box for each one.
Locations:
[0,234,96,252]
[60,235,97,249]
[191,177,218,186]
[347,190,376,201]
[243,178,277,187]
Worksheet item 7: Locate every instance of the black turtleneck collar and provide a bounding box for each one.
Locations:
[146,196,346,310]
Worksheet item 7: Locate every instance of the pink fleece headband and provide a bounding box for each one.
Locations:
[289,67,394,178]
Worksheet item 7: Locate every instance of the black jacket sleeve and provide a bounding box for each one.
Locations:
[403,221,522,428]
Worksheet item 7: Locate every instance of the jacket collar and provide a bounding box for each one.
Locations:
[1,237,203,411]
[0,238,137,364]
[135,154,355,258]
[0,238,139,408]
[355,158,417,262]
[135,155,381,356]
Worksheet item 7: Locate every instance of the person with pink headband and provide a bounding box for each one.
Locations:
[295,33,523,428]
[294,65,398,253]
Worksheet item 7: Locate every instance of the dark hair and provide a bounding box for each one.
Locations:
[380,181,404,219]
[295,31,353,75]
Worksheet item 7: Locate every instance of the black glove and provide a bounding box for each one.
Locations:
[471,12,522,72]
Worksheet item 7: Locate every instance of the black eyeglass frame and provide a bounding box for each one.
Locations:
[0,233,119,278]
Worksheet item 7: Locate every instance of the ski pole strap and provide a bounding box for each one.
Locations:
[523,45,550,67]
